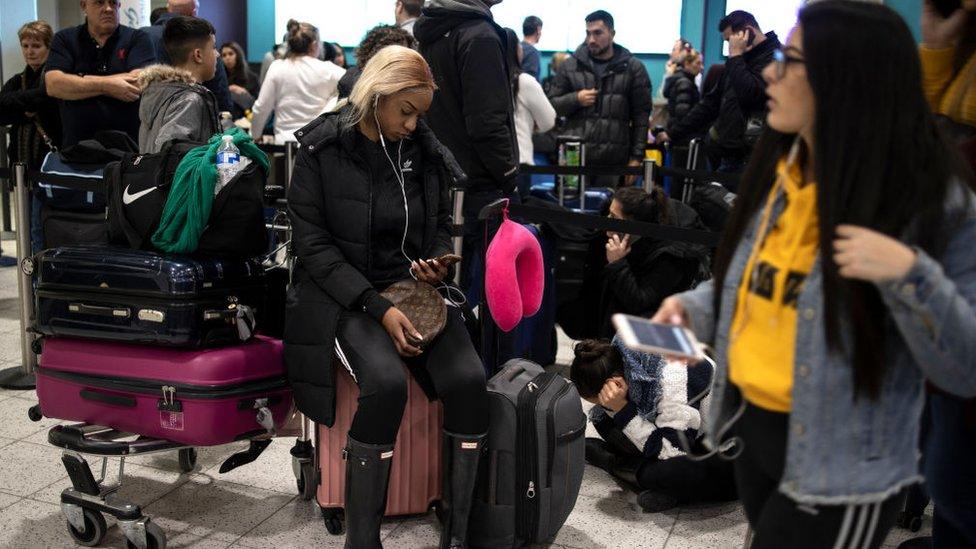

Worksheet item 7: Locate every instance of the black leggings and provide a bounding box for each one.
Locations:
[735,402,903,549]
[335,306,488,445]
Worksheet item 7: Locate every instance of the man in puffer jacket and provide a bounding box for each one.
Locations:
[138,16,220,154]
[547,10,651,187]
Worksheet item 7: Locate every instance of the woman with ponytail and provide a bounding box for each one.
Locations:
[651,2,976,546]
[558,186,709,339]
[569,339,736,513]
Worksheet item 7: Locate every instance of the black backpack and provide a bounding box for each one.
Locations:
[687,182,736,233]
[106,141,268,258]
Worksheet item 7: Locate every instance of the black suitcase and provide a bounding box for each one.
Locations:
[469,359,587,547]
[35,246,266,347]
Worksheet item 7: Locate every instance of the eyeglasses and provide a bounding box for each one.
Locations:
[772,48,805,80]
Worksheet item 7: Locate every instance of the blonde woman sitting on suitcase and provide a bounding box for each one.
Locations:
[284,46,487,549]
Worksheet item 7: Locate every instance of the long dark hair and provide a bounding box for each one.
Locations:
[712,0,975,398]
[504,28,521,100]
[220,41,250,88]
[613,186,673,225]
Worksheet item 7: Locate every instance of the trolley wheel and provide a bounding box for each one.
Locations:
[27,404,42,422]
[296,460,316,501]
[178,448,197,473]
[321,508,344,535]
[66,508,106,547]
[31,338,43,355]
[124,520,166,549]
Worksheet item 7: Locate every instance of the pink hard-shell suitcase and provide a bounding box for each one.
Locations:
[317,363,443,518]
[36,336,293,446]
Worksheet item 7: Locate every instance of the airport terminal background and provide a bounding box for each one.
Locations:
[0,0,966,547]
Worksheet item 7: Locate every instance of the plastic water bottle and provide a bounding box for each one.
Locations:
[215,135,241,196]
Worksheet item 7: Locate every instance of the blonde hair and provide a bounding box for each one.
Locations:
[344,45,435,129]
[18,20,53,47]
[682,49,702,68]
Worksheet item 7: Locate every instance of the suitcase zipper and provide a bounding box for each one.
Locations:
[516,372,558,541]
[35,366,288,400]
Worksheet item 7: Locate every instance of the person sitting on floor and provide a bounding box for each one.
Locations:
[138,16,220,153]
[571,338,738,512]
[558,186,710,339]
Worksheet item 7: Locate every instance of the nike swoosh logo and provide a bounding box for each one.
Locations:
[122,184,159,205]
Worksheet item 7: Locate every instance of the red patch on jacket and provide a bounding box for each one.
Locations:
[118,48,126,60]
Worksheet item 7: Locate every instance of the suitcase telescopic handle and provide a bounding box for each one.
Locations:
[68,303,131,319]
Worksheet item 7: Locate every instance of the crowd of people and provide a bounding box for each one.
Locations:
[1,0,975,548]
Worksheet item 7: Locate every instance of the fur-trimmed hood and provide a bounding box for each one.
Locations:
[137,64,196,90]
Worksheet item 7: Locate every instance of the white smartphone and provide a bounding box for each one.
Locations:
[612,314,704,361]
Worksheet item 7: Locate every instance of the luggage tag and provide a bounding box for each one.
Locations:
[158,386,184,431]
[236,304,256,341]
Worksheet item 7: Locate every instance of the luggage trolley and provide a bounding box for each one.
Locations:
[12,141,314,549]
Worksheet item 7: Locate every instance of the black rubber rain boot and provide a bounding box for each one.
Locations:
[439,431,486,549]
[343,437,395,549]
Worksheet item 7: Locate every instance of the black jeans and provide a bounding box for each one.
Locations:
[594,416,738,504]
[734,403,903,549]
[335,306,488,445]
[925,392,976,548]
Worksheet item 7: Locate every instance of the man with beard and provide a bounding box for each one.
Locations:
[547,10,651,187]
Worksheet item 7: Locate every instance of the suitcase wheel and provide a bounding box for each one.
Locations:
[124,519,166,549]
[908,516,923,533]
[27,404,42,422]
[178,448,197,474]
[321,508,344,536]
[296,459,316,501]
[65,508,106,547]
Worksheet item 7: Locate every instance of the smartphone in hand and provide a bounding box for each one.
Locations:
[612,314,704,361]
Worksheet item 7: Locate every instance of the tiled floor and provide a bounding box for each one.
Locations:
[0,266,931,548]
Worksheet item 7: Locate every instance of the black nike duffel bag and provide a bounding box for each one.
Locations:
[105,140,268,258]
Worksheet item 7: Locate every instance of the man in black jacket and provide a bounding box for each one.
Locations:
[659,11,780,180]
[415,0,519,314]
[547,10,651,187]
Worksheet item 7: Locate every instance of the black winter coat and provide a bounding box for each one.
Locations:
[558,200,709,339]
[415,8,518,194]
[283,110,465,426]
[0,64,61,169]
[668,32,780,151]
[547,44,652,167]
[665,69,700,136]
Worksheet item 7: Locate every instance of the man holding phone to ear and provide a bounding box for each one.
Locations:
[658,10,780,180]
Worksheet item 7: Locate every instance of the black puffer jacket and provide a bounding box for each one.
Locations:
[558,200,709,339]
[665,69,700,135]
[668,32,780,150]
[414,2,518,194]
[283,109,465,426]
[547,43,651,167]
[0,64,61,168]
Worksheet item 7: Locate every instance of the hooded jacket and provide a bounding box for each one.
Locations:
[414,0,518,194]
[283,108,466,426]
[665,69,700,133]
[547,43,652,167]
[137,64,220,154]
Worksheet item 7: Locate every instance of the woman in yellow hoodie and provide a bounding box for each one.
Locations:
[920,0,976,129]
[653,2,976,547]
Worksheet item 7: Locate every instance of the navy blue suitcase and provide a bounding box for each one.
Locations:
[528,182,613,215]
[35,247,266,347]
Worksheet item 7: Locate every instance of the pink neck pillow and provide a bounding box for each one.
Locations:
[485,218,544,332]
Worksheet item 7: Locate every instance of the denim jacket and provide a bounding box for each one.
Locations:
[677,182,976,505]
